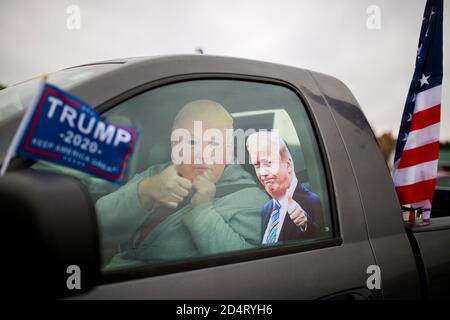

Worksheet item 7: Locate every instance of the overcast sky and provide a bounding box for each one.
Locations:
[1,0,449,140]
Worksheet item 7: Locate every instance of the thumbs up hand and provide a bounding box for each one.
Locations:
[287,197,308,228]
[138,164,192,209]
[190,171,216,208]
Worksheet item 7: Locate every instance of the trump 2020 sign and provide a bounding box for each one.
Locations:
[15,82,138,183]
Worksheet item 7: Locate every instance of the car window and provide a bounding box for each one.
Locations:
[32,79,334,271]
[0,63,121,122]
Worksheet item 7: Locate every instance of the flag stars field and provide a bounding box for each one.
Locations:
[419,74,430,87]
[407,113,412,122]
[402,133,409,142]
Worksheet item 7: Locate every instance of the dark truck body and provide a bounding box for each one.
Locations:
[0,55,449,299]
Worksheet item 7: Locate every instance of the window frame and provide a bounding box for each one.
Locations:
[91,73,342,284]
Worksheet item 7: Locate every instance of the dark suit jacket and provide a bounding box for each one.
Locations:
[262,183,324,242]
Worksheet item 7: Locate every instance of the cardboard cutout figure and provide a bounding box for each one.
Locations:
[246,131,324,244]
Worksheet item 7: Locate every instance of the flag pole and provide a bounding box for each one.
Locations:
[0,75,47,176]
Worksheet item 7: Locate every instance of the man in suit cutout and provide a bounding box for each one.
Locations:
[246,131,324,244]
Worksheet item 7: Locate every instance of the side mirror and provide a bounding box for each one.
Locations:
[0,169,100,298]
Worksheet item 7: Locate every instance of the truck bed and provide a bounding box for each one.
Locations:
[406,217,450,299]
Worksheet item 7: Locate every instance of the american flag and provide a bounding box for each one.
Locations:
[393,0,443,221]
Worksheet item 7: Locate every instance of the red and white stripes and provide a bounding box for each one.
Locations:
[393,85,441,219]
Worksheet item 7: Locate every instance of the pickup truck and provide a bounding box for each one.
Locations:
[0,55,449,299]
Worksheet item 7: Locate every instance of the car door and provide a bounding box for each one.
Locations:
[6,56,383,299]
[67,61,379,299]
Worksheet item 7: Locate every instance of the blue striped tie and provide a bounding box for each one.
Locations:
[266,202,281,244]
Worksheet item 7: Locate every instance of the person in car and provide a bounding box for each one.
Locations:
[246,131,324,244]
[96,100,269,267]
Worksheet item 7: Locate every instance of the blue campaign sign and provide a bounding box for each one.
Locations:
[16,82,138,182]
